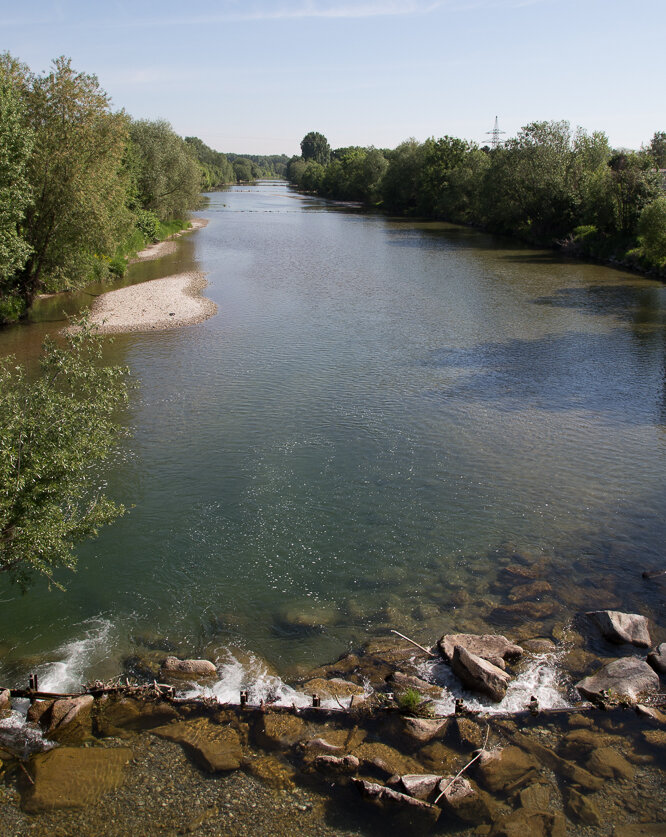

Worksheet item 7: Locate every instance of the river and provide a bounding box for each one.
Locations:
[1,181,665,708]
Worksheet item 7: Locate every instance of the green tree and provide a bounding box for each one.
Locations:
[637,197,666,265]
[300,131,331,166]
[0,56,34,322]
[648,131,666,168]
[0,320,130,589]
[380,139,426,213]
[232,157,254,182]
[20,57,132,299]
[129,118,201,222]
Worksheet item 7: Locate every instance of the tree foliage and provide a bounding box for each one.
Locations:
[0,321,129,589]
[300,131,331,166]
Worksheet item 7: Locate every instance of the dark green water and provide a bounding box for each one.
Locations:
[1,182,665,705]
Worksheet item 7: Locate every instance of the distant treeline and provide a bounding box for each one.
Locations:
[287,129,666,274]
[0,54,286,325]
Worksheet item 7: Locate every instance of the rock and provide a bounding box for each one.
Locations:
[576,658,659,702]
[492,601,558,621]
[614,826,666,836]
[298,677,364,699]
[353,779,441,828]
[246,754,296,789]
[159,656,217,681]
[522,639,556,653]
[438,634,523,669]
[586,611,651,648]
[392,716,448,746]
[519,783,551,809]
[254,712,307,749]
[418,740,461,774]
[647,642,666,674]
[451,646,511,702]
[642,729,666,748]
[386,671,444,700]
[151,721,241,772]
[276,600,339,631]
[313,753,360,774]
[490,809,566,837]
[635,704,666,723]
[26,699,53,725]
[508,581,552,602]
[388,773,443,801]
[352,741,423,777]
[585,746,634,780]
[46,695,94,743]
[438,776,496,824]
[476,747,539,794]
[562,647,598,677]
[447,716,485,750]
[566,788,601,825]
[21,747,132,813]
[509,730,603,791]
[567,713,594,728]
[96,695,179,733]
[0,689,10,718]
[499,565,540,583]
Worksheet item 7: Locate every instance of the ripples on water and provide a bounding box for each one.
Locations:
[0,182,665,709]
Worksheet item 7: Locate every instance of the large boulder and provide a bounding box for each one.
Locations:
[451,645,511,702]
[438,634,523,670]
[586,611,651,648]
[647,642,666,674]
[576,658,659,702]
[21,747,132,813]
[353,779,441,829]
[45,695,94,744]
[159,656,217,681]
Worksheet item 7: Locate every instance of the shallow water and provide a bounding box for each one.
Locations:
[1,182,665,706]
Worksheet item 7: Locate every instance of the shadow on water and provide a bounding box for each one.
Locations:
[533,284,666,327]
[421,330,666,426]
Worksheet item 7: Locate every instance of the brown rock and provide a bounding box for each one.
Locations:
[499,565,541,583]
[46,695,94,744]
[389,773,443,801]
[519,783,551,809]
[642,729,666,748]
[299,677,364,699]
[352,741,423,777]
[490,809,566,837]
[246,754,296,789]
[438,634,523,669]
[438,776,497,824]
[447,716,485,750]
[585,747,634,780]
[313,753,360,774]
[96,694,179,733]
[151,721,241,772]
[586,611,651,648]
[576,658,659,702]
[418,740,461,773]
[522,639,556,653]
[386,670,444,700]
[353,779,441,829]
[21,747,132,813]
[647,642,666,674]
[492,601,558,621]
[159,656,217,681]
[475,747,538,794]
[566,788,602,826]
[614,826,666,836]
[26,699,53,725]
[392,715,448,746]
[508,581,552,602]
[510,730,603,791]
[254,712,307,750]
[452,645,511,702]
[0,689,10,718]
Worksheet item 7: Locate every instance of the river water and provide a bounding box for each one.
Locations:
[1,181,665,707]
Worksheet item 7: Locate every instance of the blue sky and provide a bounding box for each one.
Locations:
[2,0,663,155]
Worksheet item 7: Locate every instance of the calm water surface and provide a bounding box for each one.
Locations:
[1,182,665,692]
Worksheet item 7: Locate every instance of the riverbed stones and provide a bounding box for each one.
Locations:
[647,642,666,674]
[386,670,444,700]
[276,600,339,632]
[438,634,523,669]
[159,656,217,681]
[298,677,364,700]
[585,746,634,780]
[390,715,448,747]
[418,740,462,773]
[46,694,94,743]
[522,638,556,653]
[576,658,659,702]
[353,779,441,829]
[97,694,179,733]
[508,581,552,602]
[352,741,423,777]
[245,754,296,789]
[586,610,651,647]
[451,646,511,702]
[447,716,485,750]
[489,809,566,837]
[387,773,443,801]
[475,747,539,794]
[312,753,360,775]
[21,746,132,813]
[254,712,307,750]
[151,720,242,772]
[565,787,602,826]
[438,776,497,824]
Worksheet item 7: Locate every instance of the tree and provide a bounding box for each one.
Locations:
[0,320,130,589]
[300,131,331,166]
[232,156,254,182]
[129,118,201,221]
[638,197,666,265]
[0,56,34,322]
[648,131,666,168]
[20,57,132,299]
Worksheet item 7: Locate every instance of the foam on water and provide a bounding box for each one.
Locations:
[33,618,114,693]
[0,708,53,756]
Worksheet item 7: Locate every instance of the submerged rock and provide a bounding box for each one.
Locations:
[96,694,179,733]
[387,773,443,801]
[586,746,635,780]
[576,658,659,702]
[21,746,132,813]
[489,808,566,837]
[451,645,511,702]
[647,642,666,674]
[45,695,94,744]
[586,610,651,648]
[392,716,448,746]
[386,670,444,700]
[246,754,296,789]
[475,747,538,794]
[353,779,441,828]
[438,634,523,670]
[298,677,364,700]
[352,740,423,777]
[159,656,217,681]
[151,720,242,772]
[437,775,497,824]
[313,753,360,774]
[254,712,307,750]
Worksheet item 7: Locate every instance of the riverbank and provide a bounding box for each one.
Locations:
[129,218,209,264]
[85,270,217,334]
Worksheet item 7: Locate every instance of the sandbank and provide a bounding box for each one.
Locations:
[87,271,217,334]
[130,218,209,263]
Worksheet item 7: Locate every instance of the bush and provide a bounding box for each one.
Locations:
[397,688,422,714]
[638,197,666,266]
[0,292,27,324]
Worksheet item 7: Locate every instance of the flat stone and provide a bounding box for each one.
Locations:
[586,611,651,648]
[159,656,217,680]
[418,740,461,774]
[438,775,496,824]
[642,729,666,748]
[476,747,538,794]
[509,730,603,791]
[254,712,307,749]
[393,715,447,745]
[585,747,634,780]
[452,645,511,702]
[151,721,241,772]
[46,695,94,744]
[508,581,552,602]
[21,747,132,813]
[246,754,296,789]
[96,695,179,733]
[519,783,551,809]
[489,809,566,837]
[389,773,443,801]
[647,642,666,674]
[298,677,364,699]
[438,634,523,669]
[353,779,441,828]
[522,639,556,653]
[352,741,423,777]
[447,716,485,750]
[313,753,360,774]
[566,787,601,825]
[576,658,659,702]
[277,600,339,631]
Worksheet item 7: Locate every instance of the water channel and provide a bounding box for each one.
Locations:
[1,181,665,706]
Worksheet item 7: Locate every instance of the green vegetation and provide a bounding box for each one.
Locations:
[288,126,666,274]
[225,152,289,180]
[397,688,424,715]
[0,320,129,589]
